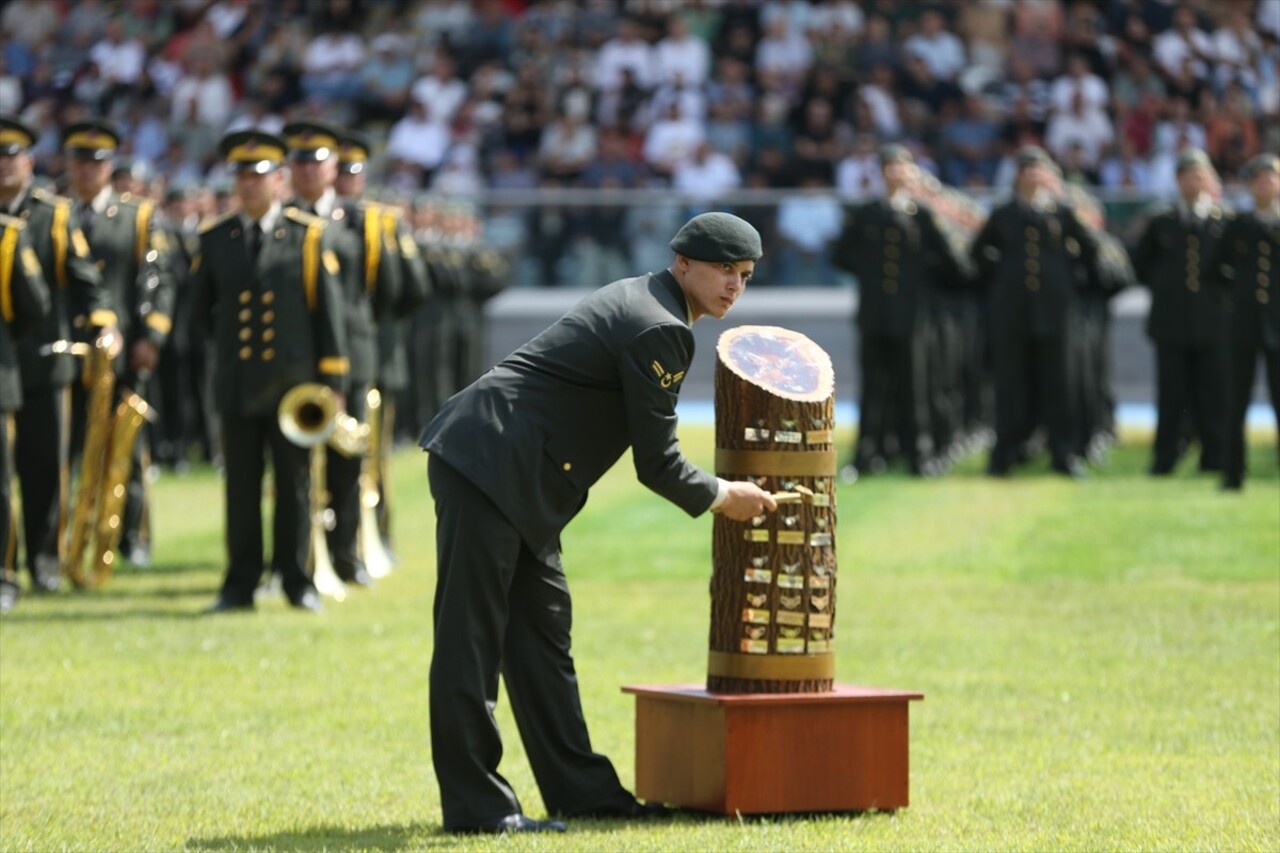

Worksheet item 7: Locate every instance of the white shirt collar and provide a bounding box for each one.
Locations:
[241,201,282,233]
[4,183,30,215]
[82,185,112,214]
[303,187,336,218]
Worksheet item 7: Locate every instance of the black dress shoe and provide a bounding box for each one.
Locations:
[122,543,152,568]
[288,590,324,613]
[30,573,61,593]
[448,814,567,834]
[569,799,675,820]
[203,596,255,614]
[337,567,374,588]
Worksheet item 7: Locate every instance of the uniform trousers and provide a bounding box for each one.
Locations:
[856,331,932,467]
[427,454,629,829]
[13,384,68,583]
[325,385,367,578]
[1152,342,1226,472]
[219,411,314,604]
[990,334,1074,471]
[1225,343,1280,484]
[2,413,13,576]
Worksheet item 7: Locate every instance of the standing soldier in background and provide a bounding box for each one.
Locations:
[334,132,430,555]
[62,120,177,568]
[0,116,116,594]
[153,185,202,472]
[191,130,349,614]
[403,195,449,440]
[436,202,510,400]
[1213,154,1280,491]
[1131,148,1230,476]
[971,146,1098,478]
[832,144,968,477]
[0,214,52,615]
[283,121,401,589]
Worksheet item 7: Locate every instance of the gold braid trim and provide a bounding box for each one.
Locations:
[302,221,321,311]
[0,224,17,322]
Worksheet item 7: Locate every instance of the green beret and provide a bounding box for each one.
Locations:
[669,212,762,263]
[1175,147,1212,174]
[1242,153,1279,180]
[879,143,913,165]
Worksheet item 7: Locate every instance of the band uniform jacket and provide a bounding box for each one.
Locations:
[420,269,719,559]
[288,198,401,388]
[970,198,1099,339]
[188,208,349,417]
[832,197,968,337]
[1130,205,1229,346]
[375,204,430,393]
[11,186,114,390]
[1210,210,1279,351]
[79,190,178,375]
[0,215,52,410]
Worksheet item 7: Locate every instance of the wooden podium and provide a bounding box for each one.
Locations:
[622,684,924,815]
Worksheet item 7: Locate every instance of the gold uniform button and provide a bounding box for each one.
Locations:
[262,310,275,323]
[1259,273,1270,286]
[1026,259,1040,274]
[1259,258,1271,271]
[262,329,275,342]
[238,328,251,342]
[239,346,252,360]
[562,462,572,472]
[1259,289,1270,304]
[1025,227,1039,241]
[262,348,275,361]
[238,308,251,322]
[238,291,252,304]
[1027,276,1040,291]
[261,292,275,305]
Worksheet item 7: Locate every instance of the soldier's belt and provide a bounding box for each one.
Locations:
[707,651,835,682]
[715,448,837,477]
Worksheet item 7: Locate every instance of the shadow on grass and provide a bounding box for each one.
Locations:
[188,822,451,851]
[1,605,209,623]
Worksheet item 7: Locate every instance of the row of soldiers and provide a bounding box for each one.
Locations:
[834,144,1279,488]
[0,115,510,615]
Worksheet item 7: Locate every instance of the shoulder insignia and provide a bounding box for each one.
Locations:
[322,249,340,275]
[399,232,419,259]
[189,253,202,274]
[0,212,25,230]
[650,359,685,389]
[198,211,238,235]
[284,207,326,227]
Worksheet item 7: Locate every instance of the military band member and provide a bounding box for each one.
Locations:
[62,120,177,567]
[334,132,430,552]
[191,131,349,613]
[283,121,401,588]
[832,144,968,477]
[1131,148,1230,476]
[0,214,53,615]
[1212,154,1280,491]
[0,115,116,593]
[970,146,1098,477]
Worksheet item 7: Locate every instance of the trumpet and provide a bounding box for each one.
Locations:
[277,383,368,602]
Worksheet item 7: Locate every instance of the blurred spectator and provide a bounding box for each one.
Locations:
[170,52,234,132]
[835,134,885,197]
[755,15,812,89]
[1100,137,1153,191]
[1051,54,1109,115]
[0,57,20,114]
[904,9,966,81]
[359,34,416,124]
[224,97,285,134]
[412,0,474,50]
[596,17,654,92]
[1045,90,1114,172]
[642,101,704,179]
[650,73,708,124]
[899,53,963,120]
[673,140,742,203]
[854,15,899,79]
[1002,56,1052,123]
[412,51,469,125]
[1204,85,1261,178]
[596,67,651,132]
[300,21,364,102]
[432,145,484,195]
[792,98,845,184]
[2,0,59,52]
[537,108,598,182]
[502,61,552,160]
[387,100,450,180]
[775,175,843,285]
[654,14,710,87]
[1152,96,1206,156]
[859,62,902,139]
[941,94,1001,186]
[1152,5,1213,80]
[1111,53,1166,112]
[1213,6,1264,94]
[90,15,147,110]
[1010,0,1063,78]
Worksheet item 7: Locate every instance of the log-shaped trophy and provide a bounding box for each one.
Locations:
[708,325,836,694]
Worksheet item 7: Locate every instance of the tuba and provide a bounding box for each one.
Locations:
[43,333,154,587]
[277,383,370,601]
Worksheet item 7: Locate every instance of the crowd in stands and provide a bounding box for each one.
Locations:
[2,0,1278,284]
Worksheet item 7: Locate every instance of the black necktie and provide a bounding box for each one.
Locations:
[79,205,95,242]
[247,222,262,260]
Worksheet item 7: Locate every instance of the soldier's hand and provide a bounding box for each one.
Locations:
[714,481,778,522]
[129,339,159,373]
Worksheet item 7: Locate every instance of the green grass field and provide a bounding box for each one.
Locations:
[1,427,1278,852]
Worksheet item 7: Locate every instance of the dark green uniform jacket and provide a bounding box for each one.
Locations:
[420,269,718,558]
[1,215,52,409]
[1131,205,1229,346]
[1211,210,1279,351]
[372,203,430,391]
[971,198,1098,339]
[188,207,349,417]
[11,186,114,390]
